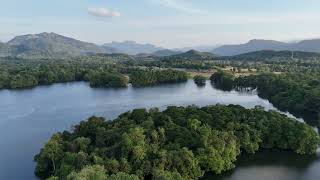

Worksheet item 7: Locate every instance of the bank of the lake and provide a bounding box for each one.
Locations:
[0,80,319,179]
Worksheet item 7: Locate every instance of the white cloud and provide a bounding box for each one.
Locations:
[155,0,206,14]
[87,8,121,18]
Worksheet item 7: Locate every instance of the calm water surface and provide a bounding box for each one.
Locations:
[0,80,319,180]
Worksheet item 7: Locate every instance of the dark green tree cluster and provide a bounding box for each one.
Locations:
[86,71,128,88]
[142,59,215,70]
[130,69,188,87]
[209,71,320,127]
[234,73,320,127]
[0,59,128,89]
[35,105,320,180]
[193,75,206,86]
[210,71,234,91]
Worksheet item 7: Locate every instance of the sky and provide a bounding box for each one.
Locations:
[1,0,320,48]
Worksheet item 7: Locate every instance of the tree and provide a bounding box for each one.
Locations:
[210,71,234,91]
[35,134,64,178]
[67,165,107,180]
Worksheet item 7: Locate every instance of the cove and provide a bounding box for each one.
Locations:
[0,80,319,179]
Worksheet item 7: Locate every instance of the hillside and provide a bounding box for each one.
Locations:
[168,50,215,60]
[228,50,320,61]
[212,39,288,56]
[1,32,118,58]
[103,41,163,55]
[151,49,182,57]
[212,39,320,56]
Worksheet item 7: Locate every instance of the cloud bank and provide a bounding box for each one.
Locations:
[87,8,121,18]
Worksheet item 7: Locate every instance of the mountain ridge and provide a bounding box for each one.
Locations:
[103,41,164,55]
[212,39,320,56]
[0,32,119,58]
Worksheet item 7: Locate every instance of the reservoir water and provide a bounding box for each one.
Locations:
[0,80,319,179]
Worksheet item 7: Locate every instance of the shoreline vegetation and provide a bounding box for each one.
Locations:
[34,105,320,180]
[0,59,188,89]
[1,52,320,179]
[211,71,320,128]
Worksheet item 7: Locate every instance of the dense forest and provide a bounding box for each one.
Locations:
[210,71,320,127]
[86,71,128,88]
[0,58,127,89]
[130,69,188,87]
[0,58,189,89]
[34,105,320,180]
[210,71,234,91]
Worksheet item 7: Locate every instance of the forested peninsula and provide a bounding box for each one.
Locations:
[35,105,320,180]
[211,71,320,127]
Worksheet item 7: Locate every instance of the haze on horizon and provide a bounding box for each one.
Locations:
[1,0,320,48]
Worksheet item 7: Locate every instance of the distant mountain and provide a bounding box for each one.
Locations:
[293,39,320,53]
[228,50,320,61]
[168,50,215,60]
[175,45,220,52]
[103,41,163,55]
[212,39,288,56]
[151,49,182,57]
[0,32,118,58]
[212,39,320,56]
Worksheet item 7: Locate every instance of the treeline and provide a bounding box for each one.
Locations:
[34,105,320,180]
[0,59,129,89]
[210,71,320,127]
[130,69,188,87]
[0,59,191,89]
[86,71,128,88]
[141,59,215,70]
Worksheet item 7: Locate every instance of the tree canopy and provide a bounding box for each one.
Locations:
[130,69,188,87]
[210,71,320,127]
[35,105,320,180]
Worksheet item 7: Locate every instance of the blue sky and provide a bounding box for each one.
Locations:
[1,0,320,48]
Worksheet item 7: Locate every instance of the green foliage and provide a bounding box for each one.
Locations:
[234,73,320,127]
[34,134,64,177]
[153,170,184,180]
[35,105,320,180]
[130,69,188,87]
[67,165,107,180]
[109,172,139,180]
[0,58,129,89]
[87,71,128,88]
[210,71,234,91]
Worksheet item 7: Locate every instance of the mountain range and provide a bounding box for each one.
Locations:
[212,39,320,56]
[2,32,320,59]
[103,41,163,55]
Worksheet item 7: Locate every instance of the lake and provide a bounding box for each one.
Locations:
[0,80,319,180]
